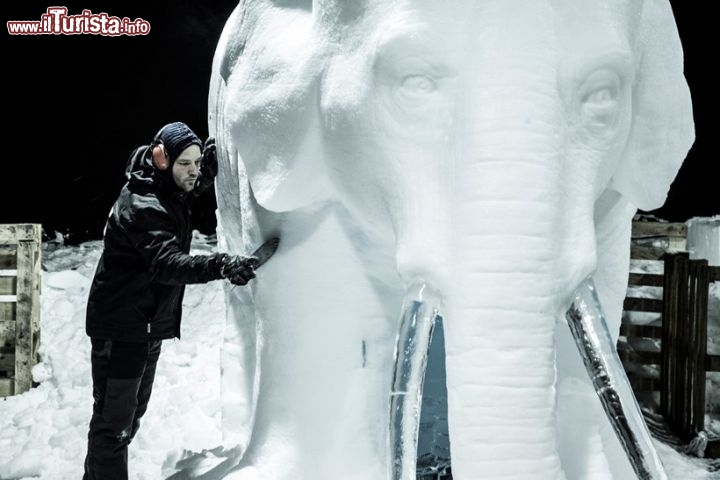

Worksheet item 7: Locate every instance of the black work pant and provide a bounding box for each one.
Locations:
[83,338,162,480]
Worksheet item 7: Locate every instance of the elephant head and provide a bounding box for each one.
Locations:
[207,0,694,479]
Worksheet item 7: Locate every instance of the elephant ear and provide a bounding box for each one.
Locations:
[217,0,334,212]
[610,0,694,212]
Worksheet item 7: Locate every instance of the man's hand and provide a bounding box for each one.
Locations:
[219,254,259,286]
[193,137,218,194]
[201,137,217,180]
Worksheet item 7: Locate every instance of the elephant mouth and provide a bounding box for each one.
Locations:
[389,277,667,480]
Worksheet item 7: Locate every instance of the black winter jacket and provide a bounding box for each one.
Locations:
[86,145,225,341]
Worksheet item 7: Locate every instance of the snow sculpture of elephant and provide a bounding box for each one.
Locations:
[207,0,694,478]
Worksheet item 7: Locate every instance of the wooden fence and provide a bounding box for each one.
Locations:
[0,224,42,397]
[619,220,720,458]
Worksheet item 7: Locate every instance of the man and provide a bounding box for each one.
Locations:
[82,121,256,480]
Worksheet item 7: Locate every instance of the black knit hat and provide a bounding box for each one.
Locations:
[152,122,202,165]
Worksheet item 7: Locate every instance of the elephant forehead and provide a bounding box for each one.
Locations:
[552,0,637,77]
[374,1,557,55]
[358,0,636,86]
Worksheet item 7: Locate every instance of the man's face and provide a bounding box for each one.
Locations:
[172,145,202,192]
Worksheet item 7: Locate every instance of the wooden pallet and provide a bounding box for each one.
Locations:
[620,219,720,459]
[0,224,41,397]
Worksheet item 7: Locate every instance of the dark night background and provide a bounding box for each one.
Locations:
[2,2,717,245]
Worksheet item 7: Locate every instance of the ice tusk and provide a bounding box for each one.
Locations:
[566,277,668,480]
[388,283,441,480]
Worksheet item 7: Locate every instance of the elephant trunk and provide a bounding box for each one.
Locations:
[444,237,564,479]
[438,69,570,477]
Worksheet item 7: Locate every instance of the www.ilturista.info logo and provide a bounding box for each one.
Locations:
[7,7,151,36]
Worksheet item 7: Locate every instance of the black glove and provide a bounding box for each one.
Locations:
[193,137,218,195]
[219,254,259,286]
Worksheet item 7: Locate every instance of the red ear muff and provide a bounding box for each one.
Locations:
[152,142,169,171]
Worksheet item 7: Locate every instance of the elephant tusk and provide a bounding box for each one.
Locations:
[566,278,668,480]
[389,283,441,480]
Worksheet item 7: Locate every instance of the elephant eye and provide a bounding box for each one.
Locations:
[579,70,621,129]
[398,74,437,101]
